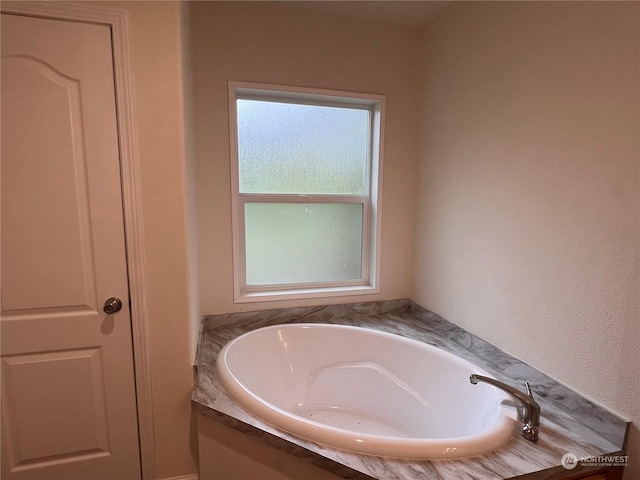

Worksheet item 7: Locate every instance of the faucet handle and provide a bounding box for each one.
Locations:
[525,382,534,398]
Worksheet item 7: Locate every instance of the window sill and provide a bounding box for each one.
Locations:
[235,284,380,304]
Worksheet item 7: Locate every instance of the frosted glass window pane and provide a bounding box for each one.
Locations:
[245,203,363,285]
[237,100,369,195]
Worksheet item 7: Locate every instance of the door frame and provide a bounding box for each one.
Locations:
[1,2,155,478]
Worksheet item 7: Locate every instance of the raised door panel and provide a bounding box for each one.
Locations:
[1,57,97,312]
[1,349,109,470]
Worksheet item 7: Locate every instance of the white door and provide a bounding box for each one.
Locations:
[1,13,142,480]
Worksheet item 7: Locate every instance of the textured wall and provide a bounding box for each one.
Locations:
[412,2,639,477]
[189,1,420,315]
[95,2,198,478]
[81,2,639,479]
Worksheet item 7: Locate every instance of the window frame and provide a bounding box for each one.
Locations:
[229,81,385,302]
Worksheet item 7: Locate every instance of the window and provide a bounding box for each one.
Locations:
[229,82,384,302]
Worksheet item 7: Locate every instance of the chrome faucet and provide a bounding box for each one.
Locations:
[470,374,540,442]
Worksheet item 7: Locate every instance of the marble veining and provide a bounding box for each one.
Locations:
[193,299,628,480]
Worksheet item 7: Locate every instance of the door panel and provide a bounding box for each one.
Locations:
[2,56,97,312]
[1,13,142,480]
[2,348,109,466]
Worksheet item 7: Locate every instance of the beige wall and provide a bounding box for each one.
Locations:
[412,2,639,478]
[95,2,198,478]
[190,1,420,315]
[71,2,638,479]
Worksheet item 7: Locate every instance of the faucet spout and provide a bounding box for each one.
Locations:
[470,374,540,442]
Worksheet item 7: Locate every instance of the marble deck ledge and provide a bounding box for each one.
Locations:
[193,299,628,480]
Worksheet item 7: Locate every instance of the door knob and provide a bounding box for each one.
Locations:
[103,297,123,314]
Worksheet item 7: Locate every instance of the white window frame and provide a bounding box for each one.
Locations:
[229,81,384,302]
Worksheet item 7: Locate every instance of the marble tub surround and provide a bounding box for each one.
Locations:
[193,299,628,480]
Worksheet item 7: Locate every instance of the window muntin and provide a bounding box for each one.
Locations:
[230,82,383,301]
